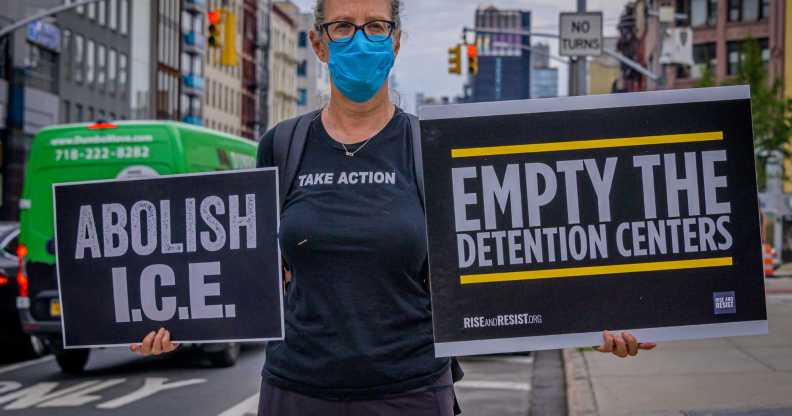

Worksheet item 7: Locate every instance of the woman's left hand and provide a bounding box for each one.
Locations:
[595,330,656,358]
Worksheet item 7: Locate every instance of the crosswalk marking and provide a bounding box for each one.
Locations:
[0,356,54,375]
[218,393,259,416]
[455,380,532,392]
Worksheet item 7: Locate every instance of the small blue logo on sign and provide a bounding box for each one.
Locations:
[713,291,736,315]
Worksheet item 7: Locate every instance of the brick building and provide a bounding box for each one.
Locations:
[616,0,785,91]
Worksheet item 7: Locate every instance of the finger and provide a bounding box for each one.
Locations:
[130,344,140,353]
[162,330,176,353]
[613,334,628,358]
[638,342,657,350]
[623,332,639,356]
[151,328,165,355]
[596,330,614,353]
[140,331,155,355]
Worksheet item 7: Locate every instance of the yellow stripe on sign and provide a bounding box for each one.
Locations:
[459,257,734,285]
[450,131,724,159]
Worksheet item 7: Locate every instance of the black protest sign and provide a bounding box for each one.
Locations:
[53,169,283,347]
[420,86,767,357]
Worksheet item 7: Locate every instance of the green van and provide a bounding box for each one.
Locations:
[17,120,257,373]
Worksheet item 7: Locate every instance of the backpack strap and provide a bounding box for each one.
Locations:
[273,110,321,209]
[406,113,425,211]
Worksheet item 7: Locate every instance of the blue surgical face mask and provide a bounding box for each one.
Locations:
[328,31,395,103]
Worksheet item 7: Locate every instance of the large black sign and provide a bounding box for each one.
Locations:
[421,86,767,357]
[54,169,284,348]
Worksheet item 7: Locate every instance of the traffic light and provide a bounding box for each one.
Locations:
[221,9,238,66]
[208,10,222,48]
[448,45,462,75]
[467,44,478,76]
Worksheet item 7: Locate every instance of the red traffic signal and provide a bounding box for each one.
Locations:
[466,44,477,58]
[467,44,479,76]
[208,10,221,25]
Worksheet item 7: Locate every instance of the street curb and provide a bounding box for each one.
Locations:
[529,350,568,416]
[563,349,599,416]
[766,289,792,294]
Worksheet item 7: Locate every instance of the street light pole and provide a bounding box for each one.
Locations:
[569,0,588,96]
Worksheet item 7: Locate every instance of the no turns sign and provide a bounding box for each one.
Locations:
[559,12,603,57]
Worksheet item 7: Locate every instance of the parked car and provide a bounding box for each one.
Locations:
[17,121,253,373]
[0,222,47,360]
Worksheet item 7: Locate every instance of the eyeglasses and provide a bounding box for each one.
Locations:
[321,20,396,43]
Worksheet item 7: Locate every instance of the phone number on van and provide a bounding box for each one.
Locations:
[55,146,151,162]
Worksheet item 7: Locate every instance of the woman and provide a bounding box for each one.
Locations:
[132,0,656,414]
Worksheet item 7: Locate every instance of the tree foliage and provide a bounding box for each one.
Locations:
[694,38,792,188]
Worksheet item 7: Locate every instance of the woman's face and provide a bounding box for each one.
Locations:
[310,0,401,63]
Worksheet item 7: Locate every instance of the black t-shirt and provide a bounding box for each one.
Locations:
[256,109,449,400]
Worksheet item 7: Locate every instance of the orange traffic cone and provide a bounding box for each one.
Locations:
[762,243,776,278]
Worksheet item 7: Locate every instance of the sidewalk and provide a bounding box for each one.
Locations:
[566,279,792,416]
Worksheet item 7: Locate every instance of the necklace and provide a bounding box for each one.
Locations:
[340,137,374,157]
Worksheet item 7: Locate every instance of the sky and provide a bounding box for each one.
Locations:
[291,0,630,112]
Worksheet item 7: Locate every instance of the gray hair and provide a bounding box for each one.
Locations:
[313,0,402,32]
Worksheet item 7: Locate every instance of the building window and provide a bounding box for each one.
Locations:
[728,0,740,21]
[119,53,128,95]
[88,1,96,20]
[297,60,307,77]
[120,0,128,35]
[728,0,766,22]
[298,88,307,106]
[63,30,72,81]
[727,42,740,75]
[759,38,770,67]
[98,0,106,26]
[108,48,117,94]
[97,44,106,90]
[75,104,83,122]
[86,39,95,86]
[693,42,716,78]
[707,0,718,25]
[691,0,707,26]
[74,34,84,83]
[727,38,769,75]
[109,0,118,30]
[63,100,70,123]
[742,0,759,21]
[298,31,307,48]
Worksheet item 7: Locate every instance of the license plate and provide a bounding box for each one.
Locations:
[50,299,61,317]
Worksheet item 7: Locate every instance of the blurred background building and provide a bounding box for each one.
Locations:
[469,5,532,103]
[296,12,330,114]
[0,0,295,218]
[0,0,64,219]
[204,0,244,136]
[268,1,298,127]
[588,37,620,94]
[615,0,784,91]
[255,0,272,139]
[530,42,558,98]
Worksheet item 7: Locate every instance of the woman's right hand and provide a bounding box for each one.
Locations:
[129,327,179,356]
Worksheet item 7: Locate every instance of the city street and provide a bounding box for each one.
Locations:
[0,345,534,415]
